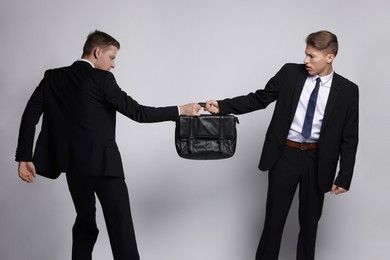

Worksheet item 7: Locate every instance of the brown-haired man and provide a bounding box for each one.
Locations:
[205,30,359,259]
[16,30,201,260]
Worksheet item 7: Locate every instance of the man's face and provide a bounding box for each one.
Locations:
[94,45,118,71]
[304,45,334,77]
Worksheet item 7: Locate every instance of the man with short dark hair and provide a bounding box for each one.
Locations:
[205,30,359,259]
[16,30,201,260]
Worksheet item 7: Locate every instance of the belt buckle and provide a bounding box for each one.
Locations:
[300,143,308,151]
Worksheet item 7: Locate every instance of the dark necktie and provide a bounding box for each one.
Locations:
[301,77,321,139]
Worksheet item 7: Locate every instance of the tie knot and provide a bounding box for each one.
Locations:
[316,77,321,84]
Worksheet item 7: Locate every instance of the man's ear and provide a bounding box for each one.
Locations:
[93,47,101,59]
[327,53,335,64]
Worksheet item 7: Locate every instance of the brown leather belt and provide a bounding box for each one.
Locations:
[286,140,318,151]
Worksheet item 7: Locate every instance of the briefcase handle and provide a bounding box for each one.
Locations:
[197,102,240,125]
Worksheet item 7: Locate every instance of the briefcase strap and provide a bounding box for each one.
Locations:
[218,117,225,153]
[188,117,194,152]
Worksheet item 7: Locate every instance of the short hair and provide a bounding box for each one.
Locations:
[82,30,120,57]
[306,30,338,56]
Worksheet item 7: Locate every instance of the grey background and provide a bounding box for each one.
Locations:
[1,0,389,259]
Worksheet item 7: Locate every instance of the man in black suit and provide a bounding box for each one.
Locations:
[16,30,201,260]
[205,30,359,259]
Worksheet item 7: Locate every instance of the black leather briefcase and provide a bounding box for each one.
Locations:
[175,115,239,160]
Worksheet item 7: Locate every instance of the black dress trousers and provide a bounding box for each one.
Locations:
[256,145,324,260]
[66,173,140,260]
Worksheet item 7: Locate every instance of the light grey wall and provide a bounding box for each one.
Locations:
[1,0,389,259]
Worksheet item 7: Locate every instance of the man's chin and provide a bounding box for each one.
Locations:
[306,69,315,75]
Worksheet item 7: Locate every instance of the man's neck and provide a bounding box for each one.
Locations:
[78,58,95,68]
[318,65,333,77]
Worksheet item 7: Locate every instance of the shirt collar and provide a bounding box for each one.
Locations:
[310,71,334,87]
[77,58,95,68]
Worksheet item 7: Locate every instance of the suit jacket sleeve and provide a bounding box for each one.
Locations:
[102,72,179,122]
[334,84,359,190]
[15,75,45,162]
[217,64,290,115]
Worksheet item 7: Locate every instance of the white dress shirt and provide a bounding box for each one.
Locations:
[287,71,334,143]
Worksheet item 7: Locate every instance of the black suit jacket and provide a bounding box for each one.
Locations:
[16,61,179,179]
[218,63,359,192]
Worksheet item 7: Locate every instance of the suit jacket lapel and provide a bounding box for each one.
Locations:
[321,73,342,131]
[290,71,308,122]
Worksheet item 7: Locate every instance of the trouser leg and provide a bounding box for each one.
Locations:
[296,150,324,260]
[256,147,301,260]
[95,177,140,260]
[66,174,99,260]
